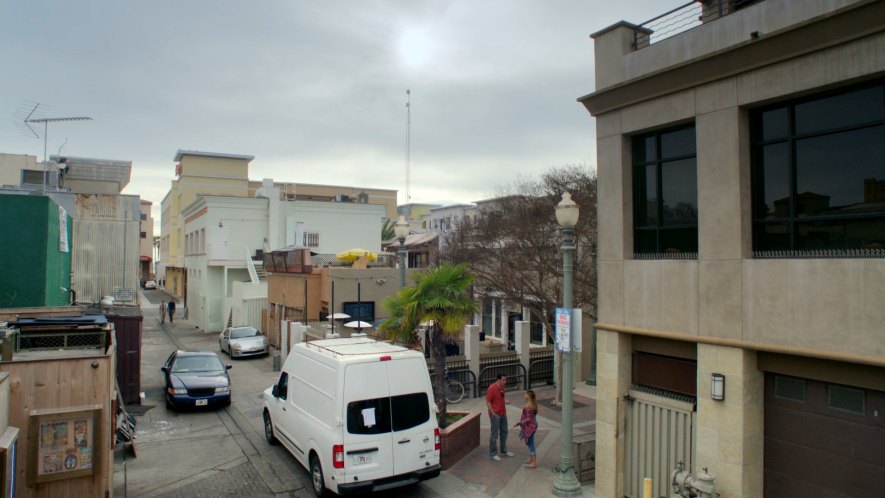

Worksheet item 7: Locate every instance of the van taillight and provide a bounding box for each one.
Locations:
[333,444,344,468]
[434,428,440,451]
[379,355,392,361]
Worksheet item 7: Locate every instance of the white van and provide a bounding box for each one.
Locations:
[263,338,441,496]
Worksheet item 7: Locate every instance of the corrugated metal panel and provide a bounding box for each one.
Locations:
[72,220,140,304]
[75,194,139,221]
[233,297,268,332]
[624,388,696,498]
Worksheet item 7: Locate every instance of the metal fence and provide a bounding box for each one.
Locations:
[478,351,526,394]
[633,0,763,50]
[529,347,554,387]
[18,330,107,351]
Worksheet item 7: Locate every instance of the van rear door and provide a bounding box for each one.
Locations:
[342,361,394,482]
[387,357,439,474]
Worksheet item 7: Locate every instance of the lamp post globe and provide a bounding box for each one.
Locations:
[394,216,410,288]
[553,192,582,496]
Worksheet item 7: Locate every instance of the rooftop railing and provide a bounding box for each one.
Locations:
[633,0,763,50]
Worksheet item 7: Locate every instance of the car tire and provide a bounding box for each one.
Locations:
[165,396,174,410]
[263,410,277,445]
[310,454,327,497]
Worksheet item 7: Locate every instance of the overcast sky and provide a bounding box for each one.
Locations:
[1,1,681,228]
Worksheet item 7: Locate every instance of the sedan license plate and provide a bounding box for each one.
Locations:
[352,454,373,465]
[195,399,208,406]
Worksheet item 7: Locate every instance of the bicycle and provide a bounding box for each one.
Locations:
[444,368,466,404]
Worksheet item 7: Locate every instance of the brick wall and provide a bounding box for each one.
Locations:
[439,411,480,469]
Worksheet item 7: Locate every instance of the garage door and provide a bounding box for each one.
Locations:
[764,374,885,496]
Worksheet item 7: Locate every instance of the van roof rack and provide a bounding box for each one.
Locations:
[304,337,408,356]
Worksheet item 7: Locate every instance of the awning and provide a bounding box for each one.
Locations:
[140,256,152,262]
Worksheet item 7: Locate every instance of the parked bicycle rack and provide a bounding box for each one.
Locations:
[448,368,478,399]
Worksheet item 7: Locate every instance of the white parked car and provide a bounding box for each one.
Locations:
[219,326,268,358]
[263,338,440,497]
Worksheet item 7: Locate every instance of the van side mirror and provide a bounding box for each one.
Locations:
[272,385,279,397]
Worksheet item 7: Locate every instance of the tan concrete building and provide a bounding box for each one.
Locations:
[581,1,885,497]
[139,199,153,282]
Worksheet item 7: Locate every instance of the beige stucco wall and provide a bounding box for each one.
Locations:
[588,1,885,497]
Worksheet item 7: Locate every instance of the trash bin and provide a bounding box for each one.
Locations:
[272,353,281,372]
[573,431,596,483]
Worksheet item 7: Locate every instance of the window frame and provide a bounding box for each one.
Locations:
[750,81,885,254]
[632,123,699,256]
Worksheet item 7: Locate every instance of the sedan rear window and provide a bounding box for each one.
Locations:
[346,392,430,435]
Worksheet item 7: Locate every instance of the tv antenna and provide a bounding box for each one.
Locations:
[22,103,92,193]
[405,89,411,205]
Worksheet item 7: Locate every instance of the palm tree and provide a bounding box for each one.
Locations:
[379,263,476,427]
[382,218,396,241]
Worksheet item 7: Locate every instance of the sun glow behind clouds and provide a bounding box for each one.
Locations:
[397,27,436,71]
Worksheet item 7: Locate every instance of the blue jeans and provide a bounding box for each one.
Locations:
[489,412,508,456]
[526,432,536,456]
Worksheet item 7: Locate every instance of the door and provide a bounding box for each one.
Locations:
[342,362,394,482]
[387,358,438,474]
[624,388,696,498]
[764,374,885,496]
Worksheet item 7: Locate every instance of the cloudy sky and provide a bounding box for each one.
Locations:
[1,1,681,228]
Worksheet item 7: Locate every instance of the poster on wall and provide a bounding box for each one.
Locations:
[28,406,100,484]
[58,206,69,253]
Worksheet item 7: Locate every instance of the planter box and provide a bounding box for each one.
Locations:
[439,411,480,469]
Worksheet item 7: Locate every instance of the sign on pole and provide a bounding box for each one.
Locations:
[573,308,583,353]
[555,307,572,352]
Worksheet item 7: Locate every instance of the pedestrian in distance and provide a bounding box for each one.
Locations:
[514,389,539,468]
[159,301,166,324]
[486,373,513,461]
[167,300,176,324]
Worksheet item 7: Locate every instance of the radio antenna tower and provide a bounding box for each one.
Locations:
[405,89,411,205]
[23,104,92,194]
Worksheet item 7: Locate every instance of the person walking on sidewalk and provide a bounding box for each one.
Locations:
[159,301,166,324]
[486,373,513,461]
[167,300,176,324]
[515,390,539,468]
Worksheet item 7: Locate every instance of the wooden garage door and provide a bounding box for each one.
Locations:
[764,374,885,497]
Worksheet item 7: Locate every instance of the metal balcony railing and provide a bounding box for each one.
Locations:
[633,0,764,50]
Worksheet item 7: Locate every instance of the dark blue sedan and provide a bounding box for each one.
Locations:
[161,350,232,409]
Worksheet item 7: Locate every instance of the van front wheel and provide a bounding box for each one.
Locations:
[310,455,327,497]
[263,411,277,445]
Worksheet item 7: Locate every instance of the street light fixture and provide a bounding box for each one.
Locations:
[394,216,410,288]
[553,192,582,497]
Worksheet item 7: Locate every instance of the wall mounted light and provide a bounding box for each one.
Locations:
[711,373,725,401]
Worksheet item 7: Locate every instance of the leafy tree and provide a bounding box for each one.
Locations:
[441,166,597,404]
[378,263,477,427]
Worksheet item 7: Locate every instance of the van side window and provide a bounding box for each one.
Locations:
[347,398,392,435]
[391,393,430,431]
[276,373,289,401]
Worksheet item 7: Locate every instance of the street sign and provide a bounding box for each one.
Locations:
[555,307,571,352]
[114,287,134,302]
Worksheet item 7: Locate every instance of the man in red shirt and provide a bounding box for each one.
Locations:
[486,373,513,460]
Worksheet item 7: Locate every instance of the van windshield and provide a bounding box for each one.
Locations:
[347,392,430,435]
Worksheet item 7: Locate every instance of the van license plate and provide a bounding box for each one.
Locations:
[352,454,372,465]
[195,399,208,406]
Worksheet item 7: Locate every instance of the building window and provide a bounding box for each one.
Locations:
[827,384,865,415]
[200,228,205,253]
[140,231,147,239]
[751,82,885,254]
[303,232,320,247]
[773,375,805,403]
[140,213,147,221]
[632,124,698,255]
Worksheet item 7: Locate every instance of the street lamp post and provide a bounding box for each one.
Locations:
[553,192,582,497]
[394,216,410,288]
